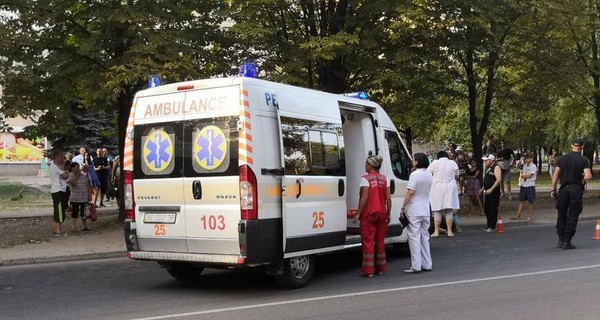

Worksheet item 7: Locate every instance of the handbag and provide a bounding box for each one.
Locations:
[399,209,410,229]
[87,203,97,222]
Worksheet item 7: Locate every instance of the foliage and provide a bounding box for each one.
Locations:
[0,0,233,151]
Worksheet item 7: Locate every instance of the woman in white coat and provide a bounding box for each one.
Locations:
[428,150,460,237]
[401,153,433,273]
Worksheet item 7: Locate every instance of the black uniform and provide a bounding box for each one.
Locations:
[556,152,590,242]
[483,163,501,229]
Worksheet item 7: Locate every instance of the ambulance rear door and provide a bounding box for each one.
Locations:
[276,91,347,258]
[133,92,187,252]
[182,85,242,255]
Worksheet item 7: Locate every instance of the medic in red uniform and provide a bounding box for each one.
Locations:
[353,155,392,277]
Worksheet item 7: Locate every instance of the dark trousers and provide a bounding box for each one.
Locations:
[51,191,67,223]
[556,184,584,241]
[485,192,500,229]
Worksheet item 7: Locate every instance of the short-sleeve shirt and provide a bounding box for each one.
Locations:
[69,173,90,203]
[520,162,537,187]
[50,162,67,193]
[406,169,433,217]
[557,152,591,186]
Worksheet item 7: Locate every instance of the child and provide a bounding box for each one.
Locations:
[511,152,537,221]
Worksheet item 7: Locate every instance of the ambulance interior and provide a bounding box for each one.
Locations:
[340,107,378,229]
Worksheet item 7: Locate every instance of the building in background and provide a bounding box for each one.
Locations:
[0,85,49,176]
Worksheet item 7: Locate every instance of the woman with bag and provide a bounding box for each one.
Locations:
[67,162,91,232]
[401,153,433,273]
[353,155,391,278]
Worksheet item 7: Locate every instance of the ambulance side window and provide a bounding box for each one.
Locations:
[133,122,183,179]
[281,117,345,176]
[386,130,411,180]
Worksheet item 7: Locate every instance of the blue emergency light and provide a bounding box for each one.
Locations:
[148,76,162,88]
[343,92,369,100]
[239,60,258,78]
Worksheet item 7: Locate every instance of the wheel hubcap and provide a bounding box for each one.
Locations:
[289,256,310,279]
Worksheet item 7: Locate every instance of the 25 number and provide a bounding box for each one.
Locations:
[154,224,166,236]
[201,215,225,230]
[312,211,325,229]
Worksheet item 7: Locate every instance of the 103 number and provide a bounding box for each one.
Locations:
[201,215,226,230]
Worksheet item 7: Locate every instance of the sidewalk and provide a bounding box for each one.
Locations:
[1,176,600,266]
[0,175,127,265]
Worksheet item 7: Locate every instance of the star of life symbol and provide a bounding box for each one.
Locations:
[143,129,173,172]
[194,125,227,170]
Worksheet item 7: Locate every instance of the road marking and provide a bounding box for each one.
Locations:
[130,264,600,320]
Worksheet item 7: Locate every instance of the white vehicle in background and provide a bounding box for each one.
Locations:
[122,75,413,288]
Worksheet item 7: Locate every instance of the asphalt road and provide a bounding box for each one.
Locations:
[1,221,599,320]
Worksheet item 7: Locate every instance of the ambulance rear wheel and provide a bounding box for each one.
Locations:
[276,255,315,289]
[164,262,204,281]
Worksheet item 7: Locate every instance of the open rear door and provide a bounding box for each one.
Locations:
[275,92,347,258]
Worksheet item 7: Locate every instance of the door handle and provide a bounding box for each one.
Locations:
[296,179,302,199]
[192,180,202,200]
[338,179,345,197]
[390,179,396,195]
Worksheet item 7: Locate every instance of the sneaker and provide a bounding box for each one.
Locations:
[507,195,513,200]
[404,268,421,274]
[486,228,495,233]
[422,268,432,272]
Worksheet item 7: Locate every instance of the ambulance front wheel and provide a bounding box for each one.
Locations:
[163,262,204,281]
[275,255,316,289]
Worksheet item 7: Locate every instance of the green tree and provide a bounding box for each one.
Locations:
[226,0,398,93]
[0,0,232,152]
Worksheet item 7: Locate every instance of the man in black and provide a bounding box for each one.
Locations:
[551,138,592,250]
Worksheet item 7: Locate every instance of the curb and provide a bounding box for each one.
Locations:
[0,251,127,267]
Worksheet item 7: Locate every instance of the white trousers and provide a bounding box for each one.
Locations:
[407,215,433,271]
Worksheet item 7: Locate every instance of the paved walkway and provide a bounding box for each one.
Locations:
[1,176,599,266]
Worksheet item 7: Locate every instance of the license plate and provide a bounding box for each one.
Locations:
[144,213,177,224]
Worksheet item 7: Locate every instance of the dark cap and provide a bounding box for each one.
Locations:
[572,138,584,146]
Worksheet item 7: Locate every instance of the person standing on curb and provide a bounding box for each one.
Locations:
[353,155,391,278]
[401,153,433,274]
[428,151,460,237]
[481,154,502,232]
[511,152,537,221]
[551,138,592,250]
[49,149,69,236]
[67,162,91,232]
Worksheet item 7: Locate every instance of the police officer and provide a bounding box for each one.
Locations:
[551,138,592,250]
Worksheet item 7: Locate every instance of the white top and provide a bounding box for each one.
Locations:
[427,157,460,211]
[520,162,537,187]
[359,175,369,187]
[72,154,92,165]
[406,169,433,217]
[49,162,68,193]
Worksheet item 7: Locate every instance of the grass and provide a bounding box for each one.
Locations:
[0,182,52,212]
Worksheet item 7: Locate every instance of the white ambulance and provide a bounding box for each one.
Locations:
[123,76,413,288]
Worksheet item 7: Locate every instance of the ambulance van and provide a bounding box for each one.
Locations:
[123,76,413,288]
